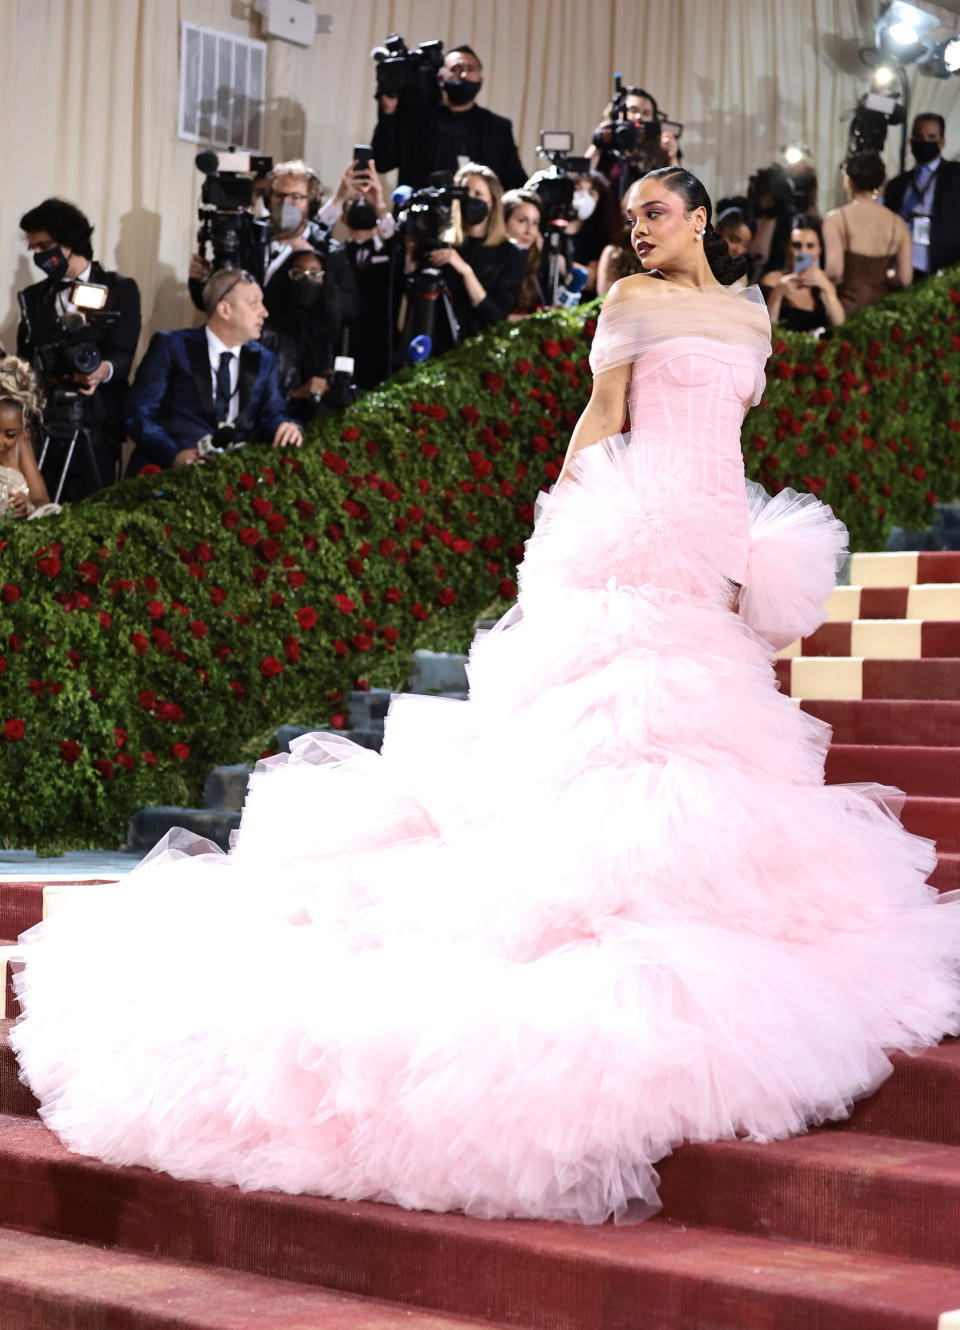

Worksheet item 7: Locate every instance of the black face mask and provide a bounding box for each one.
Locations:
[287,278,324,310]
[33,245,70,280]
[345,200,378,230]
[443,78,479,107]
[911,139,941,165]
[461,195,489,226]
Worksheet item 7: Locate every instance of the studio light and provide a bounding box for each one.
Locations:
[783,145,806,165]
[875,1,939,64]
[946,37,960,71]
[873,64,896,85]
[918,34,960,77]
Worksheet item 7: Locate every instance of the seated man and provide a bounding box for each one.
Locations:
[125,269,301,473]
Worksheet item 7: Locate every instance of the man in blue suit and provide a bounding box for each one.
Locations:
[125,269,302,473]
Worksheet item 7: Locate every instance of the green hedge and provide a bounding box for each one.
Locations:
[2,271,958,850]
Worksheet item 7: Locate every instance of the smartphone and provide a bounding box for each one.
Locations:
[793,251,815,274]
[354,144,373,171]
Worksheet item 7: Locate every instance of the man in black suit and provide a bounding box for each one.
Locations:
[883,113,960,282]
[372,44,527,190]
[18,198,141,501]
[124,269,301,475]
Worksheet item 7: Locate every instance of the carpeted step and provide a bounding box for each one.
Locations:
[847,551,960,587]
[902,797,960,850]
[0,880,112,942]
[824,744,960,795]
[830,1041,960,1145]
[786,619,960,658]
[656,1131,960,1265]
[0,1025,37,1119]
[0,1226,499,1330]
[801,699,960,746]
[0,1115,958,1330]
[931,852,960,891]
[825,584,960,621]
[775,657,960,700]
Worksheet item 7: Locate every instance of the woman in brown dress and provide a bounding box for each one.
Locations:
[822,152,912,316]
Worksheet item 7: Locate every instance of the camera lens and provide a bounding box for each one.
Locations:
[71,344,102,376]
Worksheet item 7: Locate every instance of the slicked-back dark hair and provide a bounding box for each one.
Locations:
[640,166,747,285]
[19,198,94,259]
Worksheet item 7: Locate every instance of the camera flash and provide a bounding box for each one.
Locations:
[70,282,109,311]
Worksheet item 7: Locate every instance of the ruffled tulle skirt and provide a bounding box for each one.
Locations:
[11,432,960,1225]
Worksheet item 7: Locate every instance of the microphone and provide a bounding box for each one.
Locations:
[555,265,590,310]
[391,184,412,209]
[407,335,432,363]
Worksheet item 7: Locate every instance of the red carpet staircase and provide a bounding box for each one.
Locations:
[0,552,959,1328]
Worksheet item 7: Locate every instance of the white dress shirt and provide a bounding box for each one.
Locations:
[205,326,241,423]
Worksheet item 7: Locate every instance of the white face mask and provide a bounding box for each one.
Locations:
[571,189,597,221]
[273,199,304,234]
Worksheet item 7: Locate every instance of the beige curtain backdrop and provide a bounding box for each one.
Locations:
[4,0,960,357]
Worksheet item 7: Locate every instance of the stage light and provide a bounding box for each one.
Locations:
[946,37,960,71]
[916,34,960,78]
[873,64,896,85]
[783,144,806,165]
[888,20,919,45]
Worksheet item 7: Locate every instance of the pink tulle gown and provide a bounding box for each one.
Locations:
[12,284,960,1225]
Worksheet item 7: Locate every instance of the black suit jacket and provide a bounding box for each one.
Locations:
[124,326,290,474]
[883,159,960,275]
[372,102,527,190]
[17,260,141,448]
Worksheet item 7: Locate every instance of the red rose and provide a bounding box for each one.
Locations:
[330,711,348,729]
[383,587,403,604]
[260,656,284,677]
[117,753,135,773]
[483,371,505,394]
[156,701,184,722]
[271,593,284,608]
[77,561,100,584]
[913,466,926,481]
[113,727,128,749]
[296,607,318,630]
[451,538,473,554]
[499,480,515,498]
[222,510,241,529]
[66,649,82,669]
[98,611,112,629]
[352,633,373,651]
[261,466,275,486]
[94,758,114,780]
[411,603,429,620]
[437,588,457,607]
[1,584,20,602]
[335,593,355,615]
[151,628,171,650]
[322,450,349,475]
[228,682,245,697]
[515,358,533,376]
[238,472,256,490]
[209,586,227,606]
[59,739,82,764]
[238,527,261,546]
[926,490,939,504]
[129,631,148,655]
[4,718,25,742]
[333,639,349,657]
[37,554,61,577]
[287,570,306,589]
[420,442,440,459]
[195,542,213,563]
[381,626,400,645]
[190,620,208,638]
[295,498,315,518]
[498,578,518,600]
[145,600,164,619]
[341,425,360,442]
[139,690,156,710]
[266,513,287,534]
[142,750,158,766]
[260,539,281,562]
[427,403,448,420]
[252,496,272,517]
[460,404,481,424]
[170,742,190,760]
[8,634,23,653]
[140,463,162,476]
[542,339,561,359]
[283,634,301,664]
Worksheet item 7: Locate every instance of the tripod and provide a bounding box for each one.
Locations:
[37,392,106,504]
[401,265,460,360]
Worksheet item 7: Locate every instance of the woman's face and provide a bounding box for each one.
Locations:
[625,179,701,270]
[0,403,24,456]
[505,202,540,248]
[464,174,493,229]
[626,94,655,123]
[787,228,821,267]
[719,221,752,260]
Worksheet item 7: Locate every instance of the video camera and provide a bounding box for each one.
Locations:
[528,131,592,233]
[372,33,444,106]
[397,180,489,265]
[27,283,118,401]
[591,75,683,162]
[848,92,905,154]
[195,149,272,270]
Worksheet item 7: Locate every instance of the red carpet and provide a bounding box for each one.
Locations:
[0,551,959,1327]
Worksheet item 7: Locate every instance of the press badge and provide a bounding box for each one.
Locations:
[912,214,931,247]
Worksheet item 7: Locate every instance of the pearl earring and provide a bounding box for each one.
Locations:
[695,226,705,240]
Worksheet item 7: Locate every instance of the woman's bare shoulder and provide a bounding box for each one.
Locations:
[603,274,663,309]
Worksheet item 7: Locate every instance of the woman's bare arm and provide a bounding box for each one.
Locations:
[556,362,630,485]
[893,215,913,289]
[821,212,844,285]
[18,436,50,508]
[596,244,619,298]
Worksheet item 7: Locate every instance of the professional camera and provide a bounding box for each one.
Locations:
[371,33,444,105]
[848,92,905,154]
[591,75,684,168]
[398,181,489,265]
[527,132,592,232]
[195,149,272,270]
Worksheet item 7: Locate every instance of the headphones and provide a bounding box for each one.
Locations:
[264,166,323,220]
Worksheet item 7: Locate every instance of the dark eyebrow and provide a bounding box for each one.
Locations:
[640,199,669,210]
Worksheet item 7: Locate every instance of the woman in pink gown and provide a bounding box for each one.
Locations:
[12,168,960,1225]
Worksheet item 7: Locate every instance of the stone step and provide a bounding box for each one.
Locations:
[775,657,960,700]
[0,1113,958,1329]
[825,583,960,621]
[202,764,250,813]
[781,619,960,659]
[273,725,383,755]
[409,649,469,695]
[846,550,960,587]
[126,808,240,854]
[0,1226,497,1330]
[800,699,960,746]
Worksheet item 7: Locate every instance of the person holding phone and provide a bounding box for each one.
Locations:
[317,151,397,244]
[761,215,845,333]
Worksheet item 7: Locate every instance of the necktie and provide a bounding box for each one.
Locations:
[214,351,233,422]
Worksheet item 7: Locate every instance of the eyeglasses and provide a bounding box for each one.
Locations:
[217,269,257,301]
[289,269,324,282]
[272,191,309,203]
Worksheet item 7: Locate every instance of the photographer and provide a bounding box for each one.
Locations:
[762,215,845,333]
[503,189,546,315]
[372,43,526,191]
[585,84,680,201]
[18,198,141,501]
[125,269,300,474]
[421,162,526,353]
